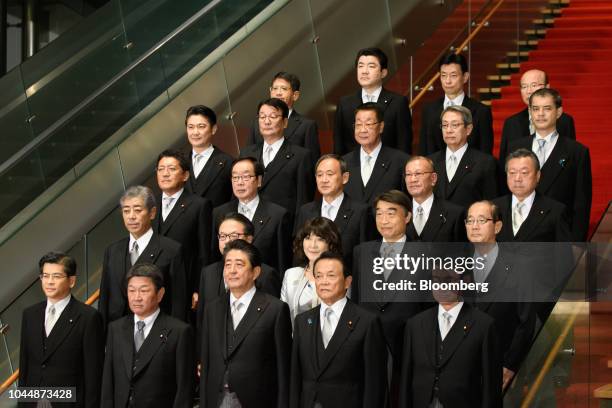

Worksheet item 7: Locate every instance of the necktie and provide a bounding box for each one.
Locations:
[264,145,274,167]
[130,241,139,265]
[414,205,425,235]
[446,154,458,181]
[323,203,334,220]
[512,202,525,236]
[441,312,452,340]
[366,93,374,103]
[45,305,56,336]
[239,203,251,220]
[528,113,535,135]
[536,138,547,168]
[361,155,373,186]
[134,320,145,352]
[321,308,334,348]
[193,154,203,178]
[231,301,243,329]
[162,196,174,221]
[380,244,396,280]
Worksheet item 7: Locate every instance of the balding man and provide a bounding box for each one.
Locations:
[499,69,576,161]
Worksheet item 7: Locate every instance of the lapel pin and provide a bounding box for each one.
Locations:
[181,204,185,208]
[307,318,313,325]
[381,163,386,168]
[343,215,348,219]
[559,158,567,168]
[384,99,388,104]
[286,154,291,159]
[149,253,154,258]
[69,319,73,323]
[259,220,263,224]
[540,210,544,214]
[218,161,224,166]
[257,307,262,312]
[348,320,353,330]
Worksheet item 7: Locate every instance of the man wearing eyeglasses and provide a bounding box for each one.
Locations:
[499,69,576,161]
[153,149,213,313]
[195,212,280,324]
[343,102,410,205]
[465,200,535,392]
[430,105,499,208]
[19,251,104,407]
[212,157,292,274]
[240,98,315,217]
[404,155,466,242]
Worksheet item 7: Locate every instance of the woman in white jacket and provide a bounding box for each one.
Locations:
[281,217,342,324]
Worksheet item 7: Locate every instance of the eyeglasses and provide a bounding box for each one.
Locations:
[520,82,545,91]
[353,122,380,131]
[440,122,465,130]
[231,174,257,182]
[257,114,282,121]
[404,171,434,178]
[40,273,68,281]
[464,217,493,226]
[218,233,248,241]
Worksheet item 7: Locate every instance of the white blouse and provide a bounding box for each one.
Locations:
[281,266,320,325]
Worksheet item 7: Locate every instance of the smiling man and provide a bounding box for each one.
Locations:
[200,239,292,408]
[334,47,413,155]
[99,186,187,327]
[19,252,104,408]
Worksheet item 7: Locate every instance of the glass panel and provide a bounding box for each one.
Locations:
[0,317,17,407]
[66,237,87,303]
[0,155,47,227]
[0,68,35,163]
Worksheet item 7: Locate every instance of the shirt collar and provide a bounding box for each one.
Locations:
[134,307,160,327]
[230,285,257,306]
[412,193,434,216]
[362,86,383,102]
[444,92,465,107]
[512,190,536,208]
[320,296,347,317]
[239,194,260,212]
[382,235,407,243]
[162,187,184,201]
[129,228,154,253]
[264,137,285,151]
[446,141,469,160]
[438,301,464,320]
[360,142,382,161]
[323,192,344,208]
[47,294,71,309]
[192,145,214,159]
[474,242,499,263]
[534,130,558,144]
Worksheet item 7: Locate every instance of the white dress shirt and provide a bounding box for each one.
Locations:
[263,137,285,166]
[438,302,464,340]
[129,228,153,255]
[362,86,383,103]
[133,307,161,340]
[229,285,257,327]
[281,266,320,324]
[238,195,260,221]
[319,296,348,334]
[532,130,559,166]
[161,188,183,220]
[321,193,344,221]
[412,193,434,226]
[45,294,71,335]
[446,142,468,166]
[192,145,214,178]
[444,92,465,109]
[511,190,536,223]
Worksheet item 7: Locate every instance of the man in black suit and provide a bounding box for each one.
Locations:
[199,239,292,408]
[420,53,493,155]
[404,155,466,242]
[101,263,194,408]
[399,265,502,408]
[290,252,388,408]
[212,156,292,272]
[99,186,187,327]
[465,200,535,391]
[183,105,233,207]
[295,153,374,266]
[334,47,413,155]
[246,72,320,160]
[19,252,104,408]
[499,69,576,161]
[507,88,592,241]
[430,105,499,207]
[493,149,571,242]
[153,149,212,309]
[343,102,410,205]
[240,98,315,216]
[195,212,281,325]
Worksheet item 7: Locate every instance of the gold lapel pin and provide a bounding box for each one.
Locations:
[149,254,154,258]
[69,319,73,323]
[540,210,544,214]
[343,215,348,219]
[286,154,291,159]
[257,307,262,312]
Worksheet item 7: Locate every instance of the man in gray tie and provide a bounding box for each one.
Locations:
[19,252,104,407]
[290,251,388,408]
[429,106,499,208]
[404,156,466,242]
[101,263,194,408]
[200,239,292,408]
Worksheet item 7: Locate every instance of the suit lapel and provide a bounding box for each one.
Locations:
[419,198,446,241]
[317,302,359,378]
[160,192,191,235]
[519,109,531,138]
[363,147,393,201]
[285,111,301,141]
[213,262,226,298]
[252,200,272,240]
[137,234,162,264]
[515,194,550,241]
[133,314,173,378]
[120,317,135,379]
[32,303,46,359]
[44,297,81,361]
[333,196,354,234]
[538,136,570,194]
[262,141,292,189]
[438,304,473,367]
[228,291,269,359]
[432,153,449,199]
[421,308,438,368]
[193,148,227,195]
[446,147,476,197]
[377,88,394,110]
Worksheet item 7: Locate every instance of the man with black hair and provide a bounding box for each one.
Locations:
[19,252,104,408]
[246,72,320,159]
[183,105,233,207]
[420,53,493,155]
[101,263,194,408]
[334,47,413,155]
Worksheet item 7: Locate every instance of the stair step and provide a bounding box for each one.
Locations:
[517,40,539,46]
[487,75,511,81]
[496,62,521,69]
[533,18,556,25]
[548,0,569,5]
[477,87,501,94]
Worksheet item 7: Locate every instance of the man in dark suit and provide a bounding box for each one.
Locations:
[295,153,374,266]
[465,200,535,391]
[19,252,104,408]
[507,88,592,241]
[195,212,281,325]
[430,105,499,207]
[399,265,502,408]
[212,156,292,272]
[99,186,187,327]
[499,69,576,161]
[101,263,194,408]
[404,155,466,242]
[246,72,320,160]
[200,239,292,408]
[334,47,413,155]
[240,98,315,216]
[290,252,388,408]
[153,149,212,308]
[183,105,233,207]
[493,149,571,242]
[420,53,493,155]
[343,102,410,205]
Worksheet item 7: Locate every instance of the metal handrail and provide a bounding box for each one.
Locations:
[409,0,505,109]
[0,289,100,394]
